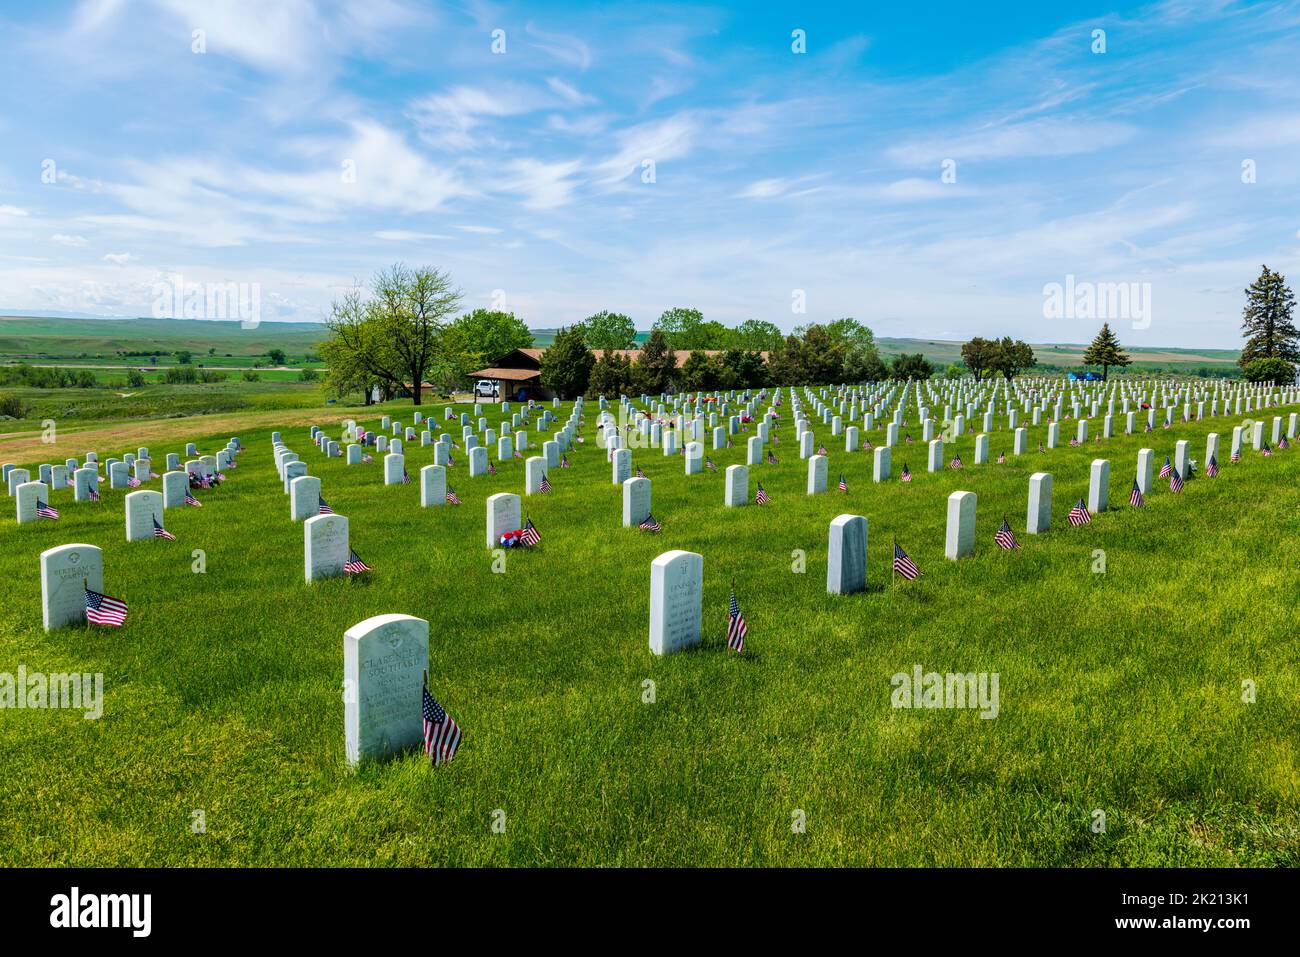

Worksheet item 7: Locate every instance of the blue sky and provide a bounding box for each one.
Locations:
[0,0,1297,347]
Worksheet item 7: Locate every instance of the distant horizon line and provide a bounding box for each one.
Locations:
[0,311,1248,355]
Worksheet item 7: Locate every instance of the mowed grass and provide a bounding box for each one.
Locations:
[1,398,1298,866]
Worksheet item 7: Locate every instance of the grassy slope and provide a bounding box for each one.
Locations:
[0,316,325,360]
[1,396,1297,866]
[2,316,1237,371]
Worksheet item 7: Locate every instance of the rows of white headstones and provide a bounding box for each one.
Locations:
[343,409,1300,765]
[23,378,1299,767]
[287,398,584,581]
[635,378,1297,656]
[28,437,242,631]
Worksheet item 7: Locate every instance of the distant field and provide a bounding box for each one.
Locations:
[0,315,327,363]
[0,316,1244,378]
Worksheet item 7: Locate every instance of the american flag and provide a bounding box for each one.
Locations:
[447,453,456,467]
[1037,442,1045,453]
[1145,422,1153,433]
[1205,455,1219,477]
[403,469,411,485]
[486,459,496,475]
[726,437,732,448]
[1262,441,1273,457]
[755,482,769,504]
[185,492,202,507]
[214,471,226,482]
[726,587,747,653]
[446,487,461,505]
[1280,435,1291,450]
[85,587,128,627]
[513,449,523,459]
[862,439,872,450]
[153,517,177,541]
[900,464,912,482]
[635,466,645,478]
[1231,448,1240,462]
[520,517,541,547]
[705,456,717,472]
[949,453,963,470]
[773,434,780,444]
[892,541,921,580]
[767,450,777,465]
[1169,467,1184,493]
[817,443,827,456]
[638,513,661,533]
[906,434,914,444]
[36,499,59,520]
[539,473,552,493]
[344,549,371,574]
[318,496,334,514]
[838,472,848,491]
[1069,438,1079,447]
[561,455,571,468]
[89,486,100,502]
[1159,456,1172,478]
[127,476,141,488]
[994,517,1021,550]
[1067,499,1092,526]
[422,685,461,766]
[452,439,461,449]
[1130,479,1145,508]
[362,454,373,464]
[996,451,1005,464]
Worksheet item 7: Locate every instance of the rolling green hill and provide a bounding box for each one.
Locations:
[1,316,1243,376]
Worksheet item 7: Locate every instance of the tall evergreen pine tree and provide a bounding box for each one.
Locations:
[1239,265,1299,365]
[1081,322,1130,381]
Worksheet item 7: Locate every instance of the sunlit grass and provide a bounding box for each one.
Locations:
[1,397,1297,866]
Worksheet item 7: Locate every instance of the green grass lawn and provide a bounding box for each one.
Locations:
[1,395,1298,866]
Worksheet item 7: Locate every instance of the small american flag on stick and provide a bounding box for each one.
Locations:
[994,517,1020,550]
[520,517,541,547]
[344,549,371,574]
[1159,456,1172,478]
[892,541,921,581]
[1130,479,1145,508]
[1170,467,1184,493]
[638,513,661,533]
[1205,455,1219,477]
[36,499,59,520]
[1067,499,1092,526]
[185,492,202,507]
[318,496,334,514]
[900,464,912,482]
[85,587,128,627]
[754,482,769,505]
[422,679,461,767]
[153,518,176,541]
[838,473,847,491]
[726,584,747,653]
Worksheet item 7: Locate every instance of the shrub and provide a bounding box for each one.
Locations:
[1243,357,1297,385]
[299,368,320,382]
[0,393,29,418]
[242,370,261,382]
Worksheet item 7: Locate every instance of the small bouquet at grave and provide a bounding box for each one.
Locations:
[499,528,527,548]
